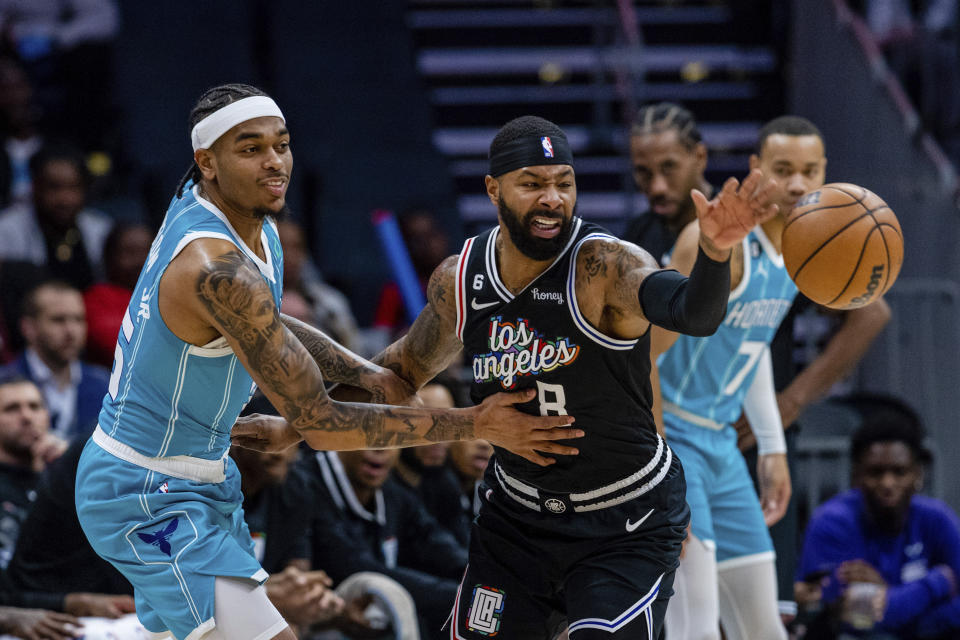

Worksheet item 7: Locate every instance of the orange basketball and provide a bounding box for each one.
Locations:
[782,183,903,309]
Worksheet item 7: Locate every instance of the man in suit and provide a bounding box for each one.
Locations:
[1,280,109,440]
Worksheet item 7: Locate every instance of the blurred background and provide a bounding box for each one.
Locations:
[0,0,957,514]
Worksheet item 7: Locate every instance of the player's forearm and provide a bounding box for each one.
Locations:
[281,314,385,388]
[640,247,731,337]
[294,400,476,450]
[781,299,891,411]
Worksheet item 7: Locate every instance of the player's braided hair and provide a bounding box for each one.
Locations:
[630,102,702,150]
[175,83,270,198]
[755,116,823,154]
[489,115,567,157]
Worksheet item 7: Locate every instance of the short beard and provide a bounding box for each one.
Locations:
[253,203,290,222]
[497,197,574,261]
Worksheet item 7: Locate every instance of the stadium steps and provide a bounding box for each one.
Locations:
[406,0,784,234]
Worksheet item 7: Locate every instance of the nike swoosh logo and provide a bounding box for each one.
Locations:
[625,508,654,533]
[471,298,500,310]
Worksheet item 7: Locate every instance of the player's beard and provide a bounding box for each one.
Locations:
[252,203,291,222]
[497,197,574,261]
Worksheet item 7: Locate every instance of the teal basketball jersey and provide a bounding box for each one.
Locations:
[658,227,797,428]
[98,184,283,459]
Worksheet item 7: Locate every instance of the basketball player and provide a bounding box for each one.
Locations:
[73,85,582,640]
[239,115,780,638]
[629,107,891,633]
[648,116,888,640]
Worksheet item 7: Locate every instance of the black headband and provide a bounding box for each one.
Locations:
[489,134,574,177]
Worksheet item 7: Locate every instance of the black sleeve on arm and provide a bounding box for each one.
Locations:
[638,247,731,337]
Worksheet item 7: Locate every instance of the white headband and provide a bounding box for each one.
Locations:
[190,96,285,151]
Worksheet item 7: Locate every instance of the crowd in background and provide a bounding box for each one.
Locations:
[0,1,957,639]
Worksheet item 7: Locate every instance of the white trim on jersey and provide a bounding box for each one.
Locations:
[192,185,276,283]
[482,218,584,302]
[209,358,238,451]
[93,427,228,483]
[728,235,752,302]
[566,573,663,635]
[455,236,475,343]
[566,233,639,351]
[159,345,191,457]
[485,228,513,302]
[753,225,784,268]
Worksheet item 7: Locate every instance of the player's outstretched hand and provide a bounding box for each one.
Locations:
[232,414,302,453]
[473,389,582,467]
[758,452,792,526]
[693,169,779,253]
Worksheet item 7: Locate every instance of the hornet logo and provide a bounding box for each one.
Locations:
[137,518,179,556]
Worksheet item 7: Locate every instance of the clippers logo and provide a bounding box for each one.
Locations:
[472,317,580,388]
[541,136,554,158]
[467,585,505,636]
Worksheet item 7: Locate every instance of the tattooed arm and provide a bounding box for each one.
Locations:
[372,254,465,391]
[280,314,414,404]
[168,239,580,462]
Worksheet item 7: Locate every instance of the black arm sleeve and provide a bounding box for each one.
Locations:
[638,246,731,337]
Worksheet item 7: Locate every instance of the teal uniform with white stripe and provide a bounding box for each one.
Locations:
[659,227,796,563]
[75,183,283,640]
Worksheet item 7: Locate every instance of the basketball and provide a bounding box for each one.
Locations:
[782,183,903,309]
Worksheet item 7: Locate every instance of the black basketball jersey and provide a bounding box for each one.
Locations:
[454,217,660,493]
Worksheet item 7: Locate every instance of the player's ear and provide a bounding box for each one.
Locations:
[694,142,708,172]
[194,148,217,181]
[748,154,759,171]
[485,175,499,206]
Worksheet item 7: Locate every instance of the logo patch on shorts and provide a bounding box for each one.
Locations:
[136,518,179,556]
[544,498,566,513]
[467,585,505,635]
[157,481,169,494]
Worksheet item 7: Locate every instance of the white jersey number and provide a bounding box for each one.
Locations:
[107,309,136,400]
[536,381,568,416]
[722,340,765,396]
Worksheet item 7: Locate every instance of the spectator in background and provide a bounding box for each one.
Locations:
[0,144,113,290]
[444,438,494,547]
[82,223,153,367]
[0,56,44,208]
[277,219,360,352]
[372,208,450,336]
[0,606,81,640]
[303,448,467,640]
[239,391,423,640]
[624,102,712,266]
[230,442,347,636]
[0,0,119,152]
[0,376,65,570]
[796,399,960,639]
[4,437,141,621]
[1,281,109,440]
[391,383,468,543]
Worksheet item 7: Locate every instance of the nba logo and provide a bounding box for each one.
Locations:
[541,136,554,158]
[158,482,169,494]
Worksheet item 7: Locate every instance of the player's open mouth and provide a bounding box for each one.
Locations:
[530,216,561,238]
[261,178,287,197]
